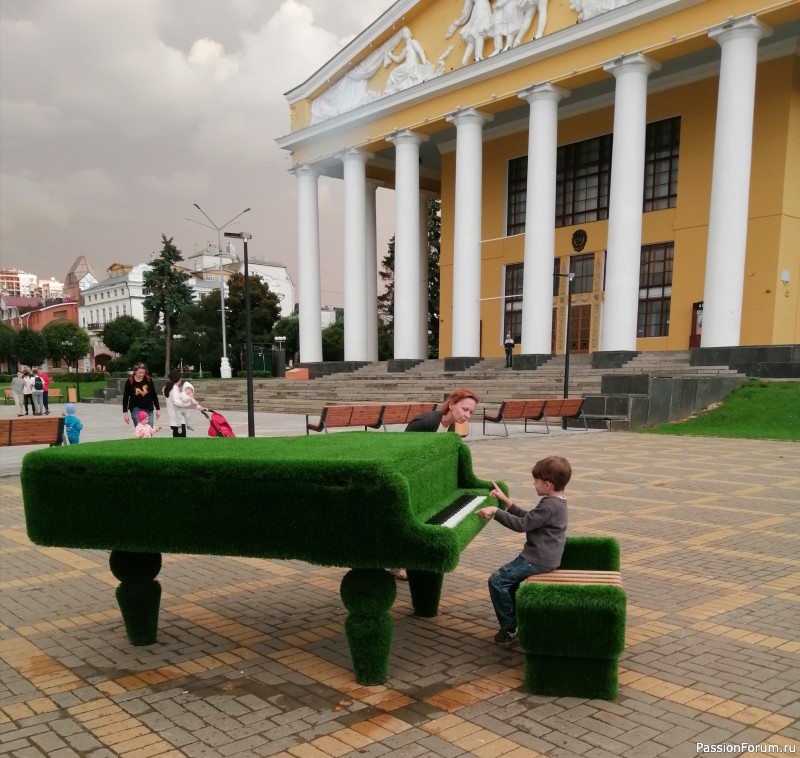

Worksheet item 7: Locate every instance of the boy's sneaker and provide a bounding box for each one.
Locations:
[494,629,518,646]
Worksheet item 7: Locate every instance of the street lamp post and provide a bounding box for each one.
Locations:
[225,231,255,437]
[186,205,251,379]
[554,271,575,430]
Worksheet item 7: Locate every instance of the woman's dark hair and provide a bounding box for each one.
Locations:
[163,369,181,398]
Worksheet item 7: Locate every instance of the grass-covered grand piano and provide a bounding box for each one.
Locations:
[21,432,502,684]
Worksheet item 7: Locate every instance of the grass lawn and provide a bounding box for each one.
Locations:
[642,380,800,441]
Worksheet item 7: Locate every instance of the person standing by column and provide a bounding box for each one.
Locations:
[504,332,515,368]
[11,370,25,417]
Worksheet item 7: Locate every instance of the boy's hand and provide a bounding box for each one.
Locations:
[476,506,497,520]
[490,481,511,508]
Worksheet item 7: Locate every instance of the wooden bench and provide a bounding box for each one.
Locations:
[0,417,65,447]
[48,388,64,402]
[542,397,587,431]
[306,404,382,434]
[377,402,437,430]
[482,399,546,436]
[306,402,438,434]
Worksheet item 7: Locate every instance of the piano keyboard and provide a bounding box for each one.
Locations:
[427,494,487,529]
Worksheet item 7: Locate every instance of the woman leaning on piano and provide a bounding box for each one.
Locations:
[388,388,481,582]
[404,387,479,432]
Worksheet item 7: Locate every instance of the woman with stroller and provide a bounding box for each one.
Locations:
[163,369,206,437]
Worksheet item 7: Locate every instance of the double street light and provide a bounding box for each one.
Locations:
[186,204,251,379]
[224,231,255,438]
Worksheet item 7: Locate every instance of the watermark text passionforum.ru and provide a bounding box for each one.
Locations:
[697,745,796,754]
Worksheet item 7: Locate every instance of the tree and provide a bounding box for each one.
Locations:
[101,315,146,356]
[377,198,441,358]
[0,323,16,364]
[271,315,299,361]
[42,321,91,369]
[15,328,48,368]
[322,322,344,361]
[143,235,194,375]
[225,273,281,358]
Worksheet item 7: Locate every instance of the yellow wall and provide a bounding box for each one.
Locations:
[438,55,798,358]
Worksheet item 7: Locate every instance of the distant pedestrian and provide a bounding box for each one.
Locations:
[11,370,25,417]
[31,370,45,415]
[122,363,160,428]
[63,403,83,445]
[134,411,162,438]
[39,370,51,414]
[22,370,33,415]
[503,332,515,368]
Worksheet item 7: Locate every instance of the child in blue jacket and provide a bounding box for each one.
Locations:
[64,403,83,444]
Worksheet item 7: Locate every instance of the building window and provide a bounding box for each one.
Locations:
[644,117,680,212]
[556,134,613,227]
[638,242,673,337]
[123,304,127,315]
[569,253,594,295]
[503,263,524,342]
[52,358,61,368]
[506,157,528,236]
[115,306,119,317]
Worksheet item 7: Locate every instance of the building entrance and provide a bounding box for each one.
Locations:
[568,305,591,353]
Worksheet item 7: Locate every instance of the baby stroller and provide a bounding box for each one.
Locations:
[201,409,235,438]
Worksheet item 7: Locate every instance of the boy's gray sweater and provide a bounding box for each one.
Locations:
[492,494,567,568]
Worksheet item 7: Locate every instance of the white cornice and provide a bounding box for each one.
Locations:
[436,33,799,153]
[277,0,708,155]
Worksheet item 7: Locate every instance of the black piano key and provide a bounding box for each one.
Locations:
[427,493,479,525]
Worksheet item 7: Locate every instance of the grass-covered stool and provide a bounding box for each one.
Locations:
[516,536,626,700]
[21,433,499,686]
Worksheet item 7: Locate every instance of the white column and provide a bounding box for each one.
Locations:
[388,130,429,360]
[365,179,382,362]
[418,190,438,359]
[702,18,771,348]
[293,165,322,363]
[600,53,660,352]
[446,109,493,357]
[518,83,569,355]
[340,148,372,362]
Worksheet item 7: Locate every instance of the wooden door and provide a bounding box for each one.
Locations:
[568,305,591,353]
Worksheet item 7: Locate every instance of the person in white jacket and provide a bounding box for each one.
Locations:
[163,370,205,437]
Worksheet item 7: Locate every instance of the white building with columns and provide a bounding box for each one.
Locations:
[279,0,799,367]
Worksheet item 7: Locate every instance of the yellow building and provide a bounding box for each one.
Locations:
[279,0,799,369]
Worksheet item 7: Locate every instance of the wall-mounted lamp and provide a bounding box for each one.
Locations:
[780,269,790,285]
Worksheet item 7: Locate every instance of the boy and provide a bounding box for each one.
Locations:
[63,403,83,445]
[476,455,571,646]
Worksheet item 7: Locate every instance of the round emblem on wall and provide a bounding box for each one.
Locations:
[572,229,587,252]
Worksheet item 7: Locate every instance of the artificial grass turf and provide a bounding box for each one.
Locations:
[641,380,800,440]
[22,432,499,574]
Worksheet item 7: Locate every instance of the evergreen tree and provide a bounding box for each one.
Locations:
[143,235,194,375]
[0,323,16,364]
[377,199,440,358]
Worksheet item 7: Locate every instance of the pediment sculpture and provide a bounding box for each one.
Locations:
[569,0,639,22]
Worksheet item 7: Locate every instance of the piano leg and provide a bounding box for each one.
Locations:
[407,570,444,617]
[109,551,162,646]
[340,569,397,685]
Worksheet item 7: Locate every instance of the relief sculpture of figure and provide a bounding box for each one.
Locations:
[569,0,638,23]
[513,0,550,47]
[446,0,494,66]
[383,28,436,95]
[491,0,523,54]
[311,28,405,123]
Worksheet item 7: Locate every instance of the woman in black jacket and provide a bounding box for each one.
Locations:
[122,363,161,428]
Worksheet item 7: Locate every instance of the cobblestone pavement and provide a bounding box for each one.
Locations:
[1,407,798,757]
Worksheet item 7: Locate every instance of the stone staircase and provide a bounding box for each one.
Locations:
[189,351,745,421]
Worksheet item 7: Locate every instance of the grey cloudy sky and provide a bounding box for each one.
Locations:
[0,0,396,306]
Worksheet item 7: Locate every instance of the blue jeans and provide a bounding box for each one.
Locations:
[488,555,552,632]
